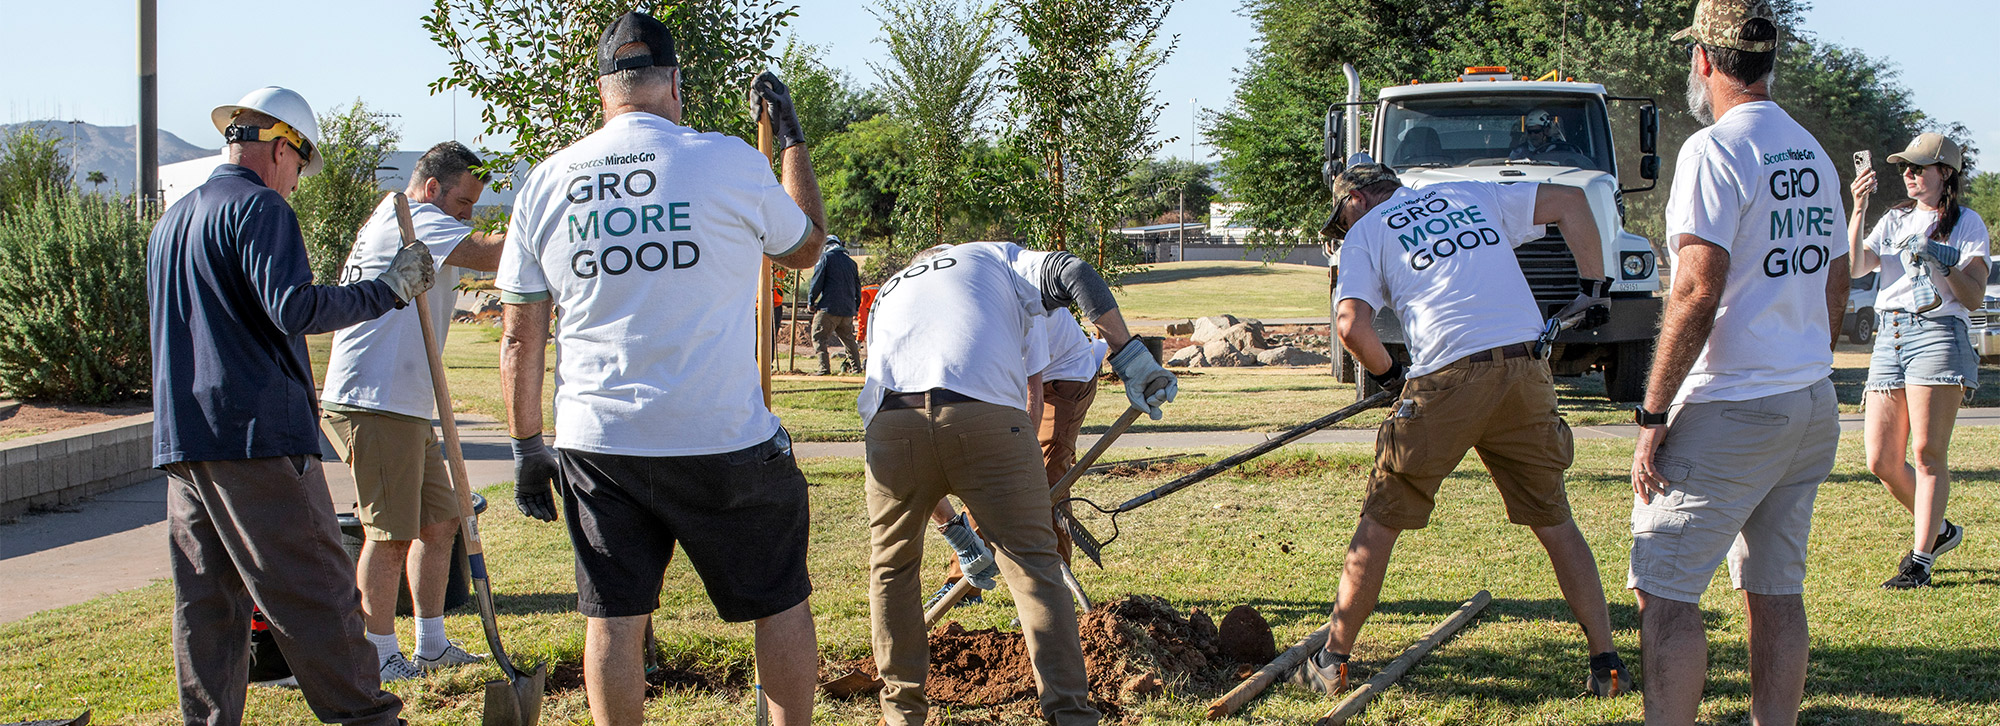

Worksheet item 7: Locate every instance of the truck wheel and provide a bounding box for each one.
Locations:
[1850,307,1875,346]
[1603,341,1651,403]
[1333,344,1356,383]
[1355,355,1381,402]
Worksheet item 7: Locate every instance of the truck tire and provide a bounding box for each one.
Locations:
[1333,344,1356,383]
[1355,355,1382,402]
[1603,341,1651,403]
[1850,307,1875,346]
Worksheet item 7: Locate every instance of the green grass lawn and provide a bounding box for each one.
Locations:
[6,430,1998,724]
[1111,261,1332,322]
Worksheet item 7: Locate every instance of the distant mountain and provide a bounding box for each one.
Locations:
[1,121,216,194]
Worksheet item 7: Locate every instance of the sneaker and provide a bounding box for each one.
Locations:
[1287,650,1349,694]
[415,641,487,671]
[249,674,298,689]
[379,652,424,682]
[1586,652,1632,697]
[1881,553,1933,589]
[1932,521,1964,562]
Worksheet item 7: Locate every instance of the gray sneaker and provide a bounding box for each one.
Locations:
[415,641,487,671]
[379,652,424,682]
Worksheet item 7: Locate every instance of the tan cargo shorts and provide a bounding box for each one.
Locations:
[322,409,459,541]
[1626,378,1839,603]
[1364,349,1575,531]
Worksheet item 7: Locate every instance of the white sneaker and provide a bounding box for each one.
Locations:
[415,641,487,671]
[379,652,425,682]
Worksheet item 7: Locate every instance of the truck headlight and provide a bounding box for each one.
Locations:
[1620,251,1655,280]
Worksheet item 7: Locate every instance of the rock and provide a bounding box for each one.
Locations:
[1191,315,1240,344]
[1201,338,1236,359]
[1166,344,1206,367]
[1165,321,1194,336]
[1217,605,1277,665]
[1201,339,1257,367]
[1221,323,1266,352]
[1256,345,1332,367]
[1121,673,1163,695]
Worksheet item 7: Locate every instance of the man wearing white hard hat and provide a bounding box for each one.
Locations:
[149,86,433,725]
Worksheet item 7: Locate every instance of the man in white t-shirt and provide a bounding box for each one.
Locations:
[1292,158,1630,698]
[320,142,504,681]
[1629,1,1849,721]
[860,241,1175,726]
[493,12,826,726]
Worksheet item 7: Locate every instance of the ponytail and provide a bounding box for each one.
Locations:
[1930,166,1963,242]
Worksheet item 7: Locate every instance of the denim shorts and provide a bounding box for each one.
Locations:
[1867,310,1979,393]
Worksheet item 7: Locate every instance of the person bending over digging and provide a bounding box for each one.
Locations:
[1293,158,1632,698]
[860,242,1176,726]
[494,12,827,726]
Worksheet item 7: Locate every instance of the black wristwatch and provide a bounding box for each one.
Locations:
[1633,406,1667,427]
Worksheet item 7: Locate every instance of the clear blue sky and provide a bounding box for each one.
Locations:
[4,0,1994,163]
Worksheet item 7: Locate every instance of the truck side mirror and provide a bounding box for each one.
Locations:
[1640,155,1660,181]
[1323,105,1346,193]
[1639,104,1658,155]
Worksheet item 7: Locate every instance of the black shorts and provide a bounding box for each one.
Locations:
[557,429,813,621]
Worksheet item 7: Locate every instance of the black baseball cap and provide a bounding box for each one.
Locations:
[597,11,678,76]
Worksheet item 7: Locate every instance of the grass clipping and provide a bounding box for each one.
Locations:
[841,595,1239,720]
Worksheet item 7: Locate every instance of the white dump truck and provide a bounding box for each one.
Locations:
[1325,65,1664,402]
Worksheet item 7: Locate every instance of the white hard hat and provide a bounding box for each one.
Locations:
[212,86,324,177]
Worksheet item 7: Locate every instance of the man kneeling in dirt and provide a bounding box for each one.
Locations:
[860,242,1175,726]
[1295,159,1632,697]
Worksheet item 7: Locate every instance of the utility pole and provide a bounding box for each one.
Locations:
[137,0,158,216]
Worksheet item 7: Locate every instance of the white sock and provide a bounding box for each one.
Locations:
[1911,549,1935,571]
[365,630,400,666]
[414,616,449,660]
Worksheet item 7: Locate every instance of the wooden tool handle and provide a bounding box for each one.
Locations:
[923,578,978,629]
[1049,406,1143,504]
[1206,622,1331,719]
[392,192,481,557]
[756,102,776,409]
[1318,590,1492,724]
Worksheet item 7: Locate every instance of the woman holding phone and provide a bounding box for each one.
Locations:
[1847,133,1991,589]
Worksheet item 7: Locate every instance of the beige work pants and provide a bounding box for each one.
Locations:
[864,401,1098,726]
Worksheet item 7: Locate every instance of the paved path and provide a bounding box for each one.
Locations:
[10,407,2000,623]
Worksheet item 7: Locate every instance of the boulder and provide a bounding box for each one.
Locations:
[1167,343,1206,367]
[1221,323,1266,352]
[1202,340,1258,367]
[1191,315,1241,344]
[1201,338,1237,360]
[1256,345,1332,367]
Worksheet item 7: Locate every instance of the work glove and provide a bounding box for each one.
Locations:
[1554,277,1613,326]
[372,243,436,308]
[510,435,560,522]
[1915,241,1962,274]
[749,71,806,151]
[938,513,999,590]
[1368,360,1407,397]
[1110,338,1178,420]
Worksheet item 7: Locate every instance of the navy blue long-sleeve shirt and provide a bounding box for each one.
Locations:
[808,243,860,317]
[148,164,403,466]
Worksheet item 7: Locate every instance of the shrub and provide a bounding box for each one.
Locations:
[0,190,151,403]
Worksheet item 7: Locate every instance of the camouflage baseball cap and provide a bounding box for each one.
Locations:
[1320,163,1400,239]
[1672,0,1778,53]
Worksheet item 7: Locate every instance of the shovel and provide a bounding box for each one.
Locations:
[396,193,547,725]
[1062,390,1396,563]
[1054,406,1144,567]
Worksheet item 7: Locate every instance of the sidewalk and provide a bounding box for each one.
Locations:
[9,408,2000,623]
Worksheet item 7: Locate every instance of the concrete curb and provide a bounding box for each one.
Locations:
[0,413,154,523]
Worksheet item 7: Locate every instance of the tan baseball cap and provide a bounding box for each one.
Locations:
[1886,133,1964,171]
[1672,0,1779,53]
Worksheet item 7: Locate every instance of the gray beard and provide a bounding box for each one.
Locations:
[1686,67,1715,126]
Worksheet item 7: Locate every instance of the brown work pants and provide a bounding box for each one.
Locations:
[811,310,861,373]
[165,455,403,726]
[865,401,1099,726]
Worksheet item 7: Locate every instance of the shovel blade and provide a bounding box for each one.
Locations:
[820,670,885,698]
[481,662,547,726]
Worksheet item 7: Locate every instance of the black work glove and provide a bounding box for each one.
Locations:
[510,435,560,522]
[1368,360,1407,397]
[749,71,806,151]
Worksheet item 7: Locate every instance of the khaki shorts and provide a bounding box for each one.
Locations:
[1364,349,1575,530]
[1626,378,1838,603]
[322,409,458,541]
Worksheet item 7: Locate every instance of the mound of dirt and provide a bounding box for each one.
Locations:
[1217,605,1276,665]
[838,595,1241,719]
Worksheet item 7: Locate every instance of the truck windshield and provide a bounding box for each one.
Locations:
[1379,93,1614,173]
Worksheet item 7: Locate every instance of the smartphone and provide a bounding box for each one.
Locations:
[1853,150,1872,175]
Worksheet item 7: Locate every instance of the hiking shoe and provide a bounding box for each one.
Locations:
[1287,650,1349,694]
[379,652,424,682]
[415,641,486,671]
[1586,652,1632,697]
[1881,553,1933,589]
[1932,521,1964,562]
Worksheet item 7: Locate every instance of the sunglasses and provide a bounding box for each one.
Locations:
[1329,195,1359,240]
[1898,163,1932,177]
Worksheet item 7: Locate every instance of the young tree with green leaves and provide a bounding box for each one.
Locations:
[778,39,883,147]
[1125,157,1215,224]
[0,190,151,402]
[425,0,797,182]
[0,126,70,218]
[289,100,400,285]
[870,0,1003,251]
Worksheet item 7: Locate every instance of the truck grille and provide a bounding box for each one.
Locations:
[1514,228,1580,315]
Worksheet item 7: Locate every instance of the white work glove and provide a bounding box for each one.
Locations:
[1914,241,1962,273]
[373,243,436,307]
[938,514,998,590]
[1109,338,1178,420]
[1554,276,1613,324]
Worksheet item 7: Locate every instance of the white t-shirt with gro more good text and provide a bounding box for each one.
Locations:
[1335,181,1546,378]
[497,112,812,456]
[859,242,1060,428]
[1034,314,1109,383]
[322,197,470,419]
[1863,206,1990,321]
[1665,101,1848,405]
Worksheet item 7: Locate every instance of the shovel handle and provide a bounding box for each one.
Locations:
[923,578,978,629]
[1049,406,1143,505]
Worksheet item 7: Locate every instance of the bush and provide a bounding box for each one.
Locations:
[0,190,151,403]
